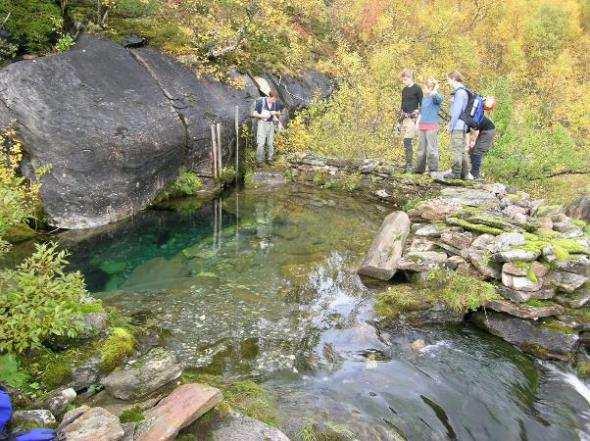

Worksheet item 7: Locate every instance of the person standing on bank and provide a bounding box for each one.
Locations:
[445,71,471,180]
[399,69,423,173]
[468,97,497,180]
[415,77,443,175]
[251,89,284,166]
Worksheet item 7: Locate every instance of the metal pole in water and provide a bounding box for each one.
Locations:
[211,124,217,180]
[216,122,223,175]
[235,105,239,185]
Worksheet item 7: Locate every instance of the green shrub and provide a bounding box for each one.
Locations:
[120,406,144,423]
[99,327,136,372]
[217,166,236,184]
[340,172,362,192]
[0,242,102,353]
[0,353,30,389]
[0,0,63,54]
[55,34,75,52]
[173,169,203,195]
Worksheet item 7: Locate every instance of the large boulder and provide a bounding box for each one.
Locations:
[101,347,182,401]
[358,211,410,280]
[0,36,332,229]
[566,195,590,222]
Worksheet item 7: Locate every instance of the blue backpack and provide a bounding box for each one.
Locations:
[458,87,485,129]
[0,388,55,441]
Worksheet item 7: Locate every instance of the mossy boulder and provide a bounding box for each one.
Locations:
[101,347,182,401]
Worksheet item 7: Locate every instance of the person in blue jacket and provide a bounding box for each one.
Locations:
[415,77,443,174]
[1,387,55,441]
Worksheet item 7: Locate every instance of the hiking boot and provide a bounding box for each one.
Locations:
[465,173,475,181]
[443,172,459,180]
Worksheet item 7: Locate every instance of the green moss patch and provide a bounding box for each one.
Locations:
[180,372,279,427]
[446,217,504,235]
[120,406,144,424]
[99,327,136,373]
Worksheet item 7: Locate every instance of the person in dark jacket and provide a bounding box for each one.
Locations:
[468,97,497,180]
[399,69,423,173]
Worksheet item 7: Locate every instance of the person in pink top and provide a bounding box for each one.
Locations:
[415,78,443,174]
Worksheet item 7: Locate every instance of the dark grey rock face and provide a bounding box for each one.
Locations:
[0,36,332,229]
[471,311,579,361]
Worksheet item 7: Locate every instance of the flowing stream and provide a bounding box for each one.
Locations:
[63,186,590,440]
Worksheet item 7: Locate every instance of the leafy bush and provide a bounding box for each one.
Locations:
[55,34,75,52]
[0,0,63,54]
[172,169,203,195]
[0,353,30,389]
[0,242,102,353]
[0,129,41,249]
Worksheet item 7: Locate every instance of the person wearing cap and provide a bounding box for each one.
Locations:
[468,97,497,180]
[251,88,284,165]
[399,69,423,173]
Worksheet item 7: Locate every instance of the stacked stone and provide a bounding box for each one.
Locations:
[400,183,589,361]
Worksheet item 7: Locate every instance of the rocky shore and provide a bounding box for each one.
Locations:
[277,152,589,367]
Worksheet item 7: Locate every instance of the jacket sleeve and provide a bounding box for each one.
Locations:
[449,89,467,130]
[418,87,424,107]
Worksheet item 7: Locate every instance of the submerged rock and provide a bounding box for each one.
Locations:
[471,311,579,361]
[358,211,410,280]
[58,406,124,441]
[101,348,182,401]
[134,383,222,441]
[206,410,289,441]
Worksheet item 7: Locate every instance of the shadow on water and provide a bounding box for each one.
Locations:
[61,186,590,440]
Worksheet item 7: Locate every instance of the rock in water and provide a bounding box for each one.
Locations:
[101,347,182,400]
[58,406,124,441]
[0,36,332,229]
[135,383,222,441]
[358,211,410,280]
[206,410,290,441]
[471,311,579,361]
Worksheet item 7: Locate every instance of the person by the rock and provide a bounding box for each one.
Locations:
[398,69,423,173]
[415,77,443,175]
[468,97,497,180]
[251,89,284,166]
[445,71,471,180]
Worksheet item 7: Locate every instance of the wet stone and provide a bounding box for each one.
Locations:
[484,299,563,320]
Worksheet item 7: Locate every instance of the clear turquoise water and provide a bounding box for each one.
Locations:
[63,186,590,440]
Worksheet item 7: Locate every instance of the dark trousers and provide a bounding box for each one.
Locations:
[469,129,495,178]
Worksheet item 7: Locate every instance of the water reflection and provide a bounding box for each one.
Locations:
[62,187,590,440]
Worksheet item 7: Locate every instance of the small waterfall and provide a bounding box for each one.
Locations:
[543,362,590,405]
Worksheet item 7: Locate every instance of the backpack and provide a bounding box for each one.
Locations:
[457,87,485,129]
[0,388,55,441]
